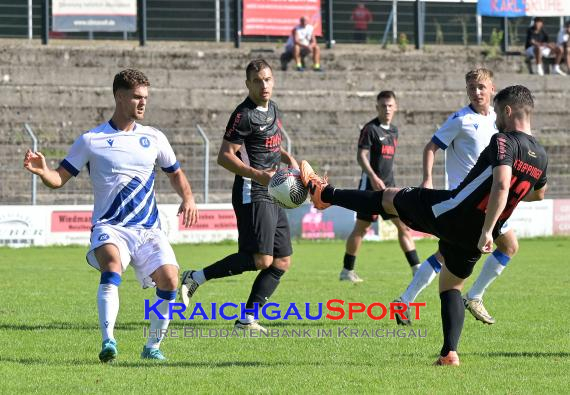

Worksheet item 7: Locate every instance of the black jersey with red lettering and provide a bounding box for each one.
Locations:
[357,118,398,187]
[431,131,548,244]
[224,97,283,203]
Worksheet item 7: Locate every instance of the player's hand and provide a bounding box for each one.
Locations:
[477,231,494,254]
[23,149,48,176]
[420,179,433,189]
[253,166,277,186]
[371,176,386,191]
[178,197,199,228]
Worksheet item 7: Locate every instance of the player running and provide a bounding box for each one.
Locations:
[179,59,299,333]
[301,85,548,366]
[24,69,199,362]
[341,91,420,283]
[395,68,519,325]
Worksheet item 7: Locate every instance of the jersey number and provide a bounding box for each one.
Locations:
[476,176,532,220]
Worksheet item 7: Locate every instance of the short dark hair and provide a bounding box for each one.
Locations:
[494,85,534,117]
[565,20,570,28]
[113,69,150,95]
[377,91,396,101]
[246,59,273,81]
[534,17,544,24]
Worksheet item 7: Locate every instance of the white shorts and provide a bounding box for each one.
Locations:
[526,45,551,58]
[498,220,511,236]
[86,224,178,288]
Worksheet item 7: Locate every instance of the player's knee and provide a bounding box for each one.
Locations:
[272,256,291,271]
[254,254,273,270]
[499,239,518,257]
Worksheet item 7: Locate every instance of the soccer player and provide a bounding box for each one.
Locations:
[179,59,299,333]
[341,91,420,283]
[23,69,199,362]
[395,68,519,325]
[301,85,548,366]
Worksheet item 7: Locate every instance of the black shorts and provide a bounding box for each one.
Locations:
[356,178,397,222]
[233,201,292,258]
[393,187,481,279]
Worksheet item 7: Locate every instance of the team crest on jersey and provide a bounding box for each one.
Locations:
[139,137,150,148]
[98,233,110,241]
[107,139,114,147]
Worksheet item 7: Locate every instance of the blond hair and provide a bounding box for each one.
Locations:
[465,68,494,83]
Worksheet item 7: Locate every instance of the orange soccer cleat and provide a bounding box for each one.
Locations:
[434,351,460,366]
[299,161,331,210]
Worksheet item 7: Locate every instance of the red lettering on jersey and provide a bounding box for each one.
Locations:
[496,137,507,161]
[512,159,543,180]
[225,113,242,138]
[265,132,282,152]
[476,176,532,220]
[381,145,395,156]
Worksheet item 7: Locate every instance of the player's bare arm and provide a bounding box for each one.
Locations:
[478,165,512,253]
[166,168,199,228]
[357,148,385,190]
[523,184,547,202]
[421,141,440,189]
[217,139,275,186]
[23,149,72,189]
[280,147,299,169]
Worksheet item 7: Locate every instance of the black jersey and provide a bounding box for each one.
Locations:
[224,97,283,203]
[357,118,398,186]
[431,131,548,244]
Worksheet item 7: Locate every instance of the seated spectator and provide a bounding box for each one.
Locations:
[556,20,570,73]
[351,3,373,43]
[280,17,322,72]
[525,17,565,76]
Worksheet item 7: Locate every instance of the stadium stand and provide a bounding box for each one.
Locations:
[1,40,568,204]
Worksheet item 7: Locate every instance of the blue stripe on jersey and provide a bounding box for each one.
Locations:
[161,161,180,173]
[106,173,155,225]
[142,202,159,228]
[431,135,448,150]
[427,255,442,273]
[100,176,144,221]
[124,194,156,227]
[60,159,80,177]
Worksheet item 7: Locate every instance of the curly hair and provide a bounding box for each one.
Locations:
[112,69,150,95]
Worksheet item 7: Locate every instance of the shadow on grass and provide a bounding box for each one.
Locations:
[472,351,570,358]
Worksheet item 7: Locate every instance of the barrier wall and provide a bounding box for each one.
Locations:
[0,200,568,248]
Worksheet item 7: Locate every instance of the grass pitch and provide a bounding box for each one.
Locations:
[1,237,569,394]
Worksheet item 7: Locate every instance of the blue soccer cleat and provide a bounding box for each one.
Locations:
[141,346,167,361]
[99,339,118,363]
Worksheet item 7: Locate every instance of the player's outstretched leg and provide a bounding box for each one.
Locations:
[179,252,257,307]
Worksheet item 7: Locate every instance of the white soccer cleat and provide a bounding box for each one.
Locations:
[234,320,268,334]
[339,268,364,283]
[463,296,496,325]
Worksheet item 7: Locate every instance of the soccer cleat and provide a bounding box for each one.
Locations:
[141,346,167,361]
[393,297,411,326]
[296,65,305,72]
[463,296,496,325]
[299,160,331,210]
[434,351,460,366]
[98,338,118,363]
[234,319,268,334]
[179,270,200,307]
[339,268,364,283]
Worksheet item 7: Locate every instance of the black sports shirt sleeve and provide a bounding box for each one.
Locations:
[489,133,514,168]
[224,108,252,145]
[357,124,374,150]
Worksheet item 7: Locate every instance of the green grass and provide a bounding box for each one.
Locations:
[1,238,569,394]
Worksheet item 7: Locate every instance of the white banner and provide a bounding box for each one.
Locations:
[52,0,137,32]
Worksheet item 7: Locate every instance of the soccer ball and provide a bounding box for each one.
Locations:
[268,168,308,209]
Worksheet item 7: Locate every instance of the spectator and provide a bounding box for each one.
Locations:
[556,20,570,73]
[351,3,373,43]
[280,16,322,72]
[525,17,565,76]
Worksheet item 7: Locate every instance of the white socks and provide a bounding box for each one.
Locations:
[146,292,176,349]
[401,255,441,304]
[97,283,120,341]
[467,250,510,300]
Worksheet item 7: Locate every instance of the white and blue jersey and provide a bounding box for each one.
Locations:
[61,120,179,229]
[431,105,497,189]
